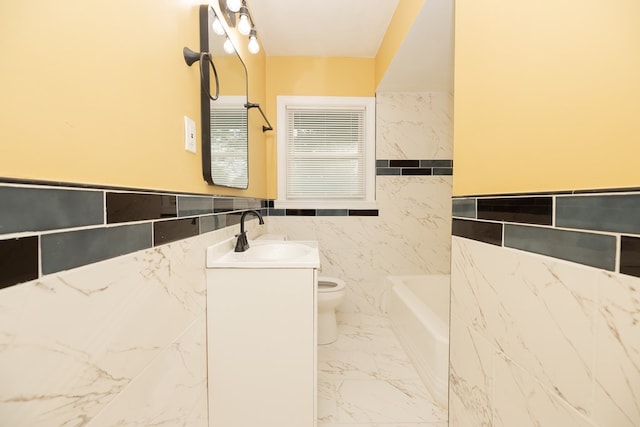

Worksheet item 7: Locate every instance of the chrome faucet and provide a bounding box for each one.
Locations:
[234,209,264,252]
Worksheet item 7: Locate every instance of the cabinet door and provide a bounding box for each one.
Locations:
[207,268,315,427]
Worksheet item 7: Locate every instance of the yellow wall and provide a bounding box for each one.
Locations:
[375,0,425,88]
[263,57,376,198]
[453,0,640,196]
[266,57,376,99]
[216,56,247,96]
[0,0,267,197]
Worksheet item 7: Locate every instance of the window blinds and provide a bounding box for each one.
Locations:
[211,105,248,188]
[285,106,366,200]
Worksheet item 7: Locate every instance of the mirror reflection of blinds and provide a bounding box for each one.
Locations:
[286,107,366,200]
[211,106,248,187]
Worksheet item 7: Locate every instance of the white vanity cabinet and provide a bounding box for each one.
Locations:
[206,239,319,427]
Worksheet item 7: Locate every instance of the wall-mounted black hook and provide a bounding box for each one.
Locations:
[183,46,220,101]
[183,47,201,66]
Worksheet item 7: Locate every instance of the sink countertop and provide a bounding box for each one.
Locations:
[206,238,321,269]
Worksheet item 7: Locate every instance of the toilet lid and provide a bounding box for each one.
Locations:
[318,281,336,289]
[317,277,346,292]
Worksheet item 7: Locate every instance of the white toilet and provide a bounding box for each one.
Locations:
[317,276,346,345]
[256,234,346,345]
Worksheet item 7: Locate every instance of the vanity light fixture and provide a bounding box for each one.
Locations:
[248,29,260,54]
[223,37,235,54]
[211,15,225,36]
[237,5,251,35]
[225,0,242,13]
[217,0,261,54]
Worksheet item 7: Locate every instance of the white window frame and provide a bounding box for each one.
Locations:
[276,96,376,210]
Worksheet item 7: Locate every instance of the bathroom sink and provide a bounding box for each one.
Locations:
[247,242,311,261]
[206,238,320,269]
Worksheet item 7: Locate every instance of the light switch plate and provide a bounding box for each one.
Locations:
[184,116,196,153]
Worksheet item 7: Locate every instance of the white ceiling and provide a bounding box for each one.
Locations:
[247,0,454,93]
[248,0,399,58]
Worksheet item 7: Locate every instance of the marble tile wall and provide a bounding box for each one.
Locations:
[376,92,453,161]
[450,236,640,426]
[0,181,266,425]
[0,221,271,426]
[268,92,454,315]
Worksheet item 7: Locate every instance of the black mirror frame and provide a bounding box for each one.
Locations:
[199,4,250,188]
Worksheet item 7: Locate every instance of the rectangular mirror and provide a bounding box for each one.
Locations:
[199,4,249,189]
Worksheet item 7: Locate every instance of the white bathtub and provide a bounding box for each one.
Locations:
[387,274,450,406]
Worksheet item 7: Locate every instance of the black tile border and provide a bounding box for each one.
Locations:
[620,236,640,277]
[477,197,553,226]
[285,209,316,216]
[272,208,380,217]
[390,160,419,168]
[348,209,379,216]
[107,193,177,223]
[505,224,617,271]
[41,224,153,275]
[377,168,401,176]
[434,168,453,176]
[0,177,387,290]
[0,180,270,290]
[402,168,433,176]
[0,236,39,289]
[452,218,503,246]
[452,198,476,218]
[421,160,453,168]
[453,189,640,278]
[0,186,105,234]
[376,159,453,176]
[317,209,348,216]
[153,218,200,246]
[556,194,640,234]
[177,196,215,216]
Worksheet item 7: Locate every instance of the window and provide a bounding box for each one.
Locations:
[276,96,376,209]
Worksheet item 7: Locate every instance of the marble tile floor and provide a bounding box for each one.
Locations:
[317,313,448,427]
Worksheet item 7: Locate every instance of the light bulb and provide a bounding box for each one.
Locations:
[223,38,235,54]
[225,0,241,13]
[237,9,251,35]
[212,16,225,36]
[248,30,260,54]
